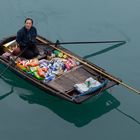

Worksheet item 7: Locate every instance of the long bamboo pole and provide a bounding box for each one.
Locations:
[36,36,140,95]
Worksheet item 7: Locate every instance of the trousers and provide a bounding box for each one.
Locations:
[20,44,39,59]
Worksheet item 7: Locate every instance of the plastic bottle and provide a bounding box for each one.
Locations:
[58,52,63,58]
[63,54,67,59]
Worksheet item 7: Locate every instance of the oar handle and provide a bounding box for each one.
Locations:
[120,82,140,94]
[56,40,126,45]
[36,37,126,45]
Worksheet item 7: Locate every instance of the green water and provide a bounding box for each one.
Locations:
[0,0,140,140]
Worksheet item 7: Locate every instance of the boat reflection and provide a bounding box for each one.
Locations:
[21,91,120,127]
[0,74,120,127]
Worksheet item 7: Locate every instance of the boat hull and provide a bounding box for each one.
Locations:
[0,35,119,103]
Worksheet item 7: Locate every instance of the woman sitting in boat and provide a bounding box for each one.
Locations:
[16,18,39,59]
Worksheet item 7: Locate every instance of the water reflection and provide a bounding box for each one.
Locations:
[21,91,120,127]
[0,86,13,100]
[83,42,126,59]
[0,74,120,127]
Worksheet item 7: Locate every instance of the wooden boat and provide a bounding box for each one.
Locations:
[0,35,120,103]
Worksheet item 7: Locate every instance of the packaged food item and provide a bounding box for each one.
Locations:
[33,71,44,80]
[52,70,59,75]
[76,61,80,66]
[51,53,56,58]
[53,50,60,56]
[16,63,26,71]
[50,65,57,71]
[16,60,30,72]
[61,63,66,71]
[56,69,63,76]
[37,68,47,78]
[63,54,67,59]
[39,60,49,71]
[2,52,11,59]
[41,67,48,72]
[53,61,60,69]
[67,58,76,67]
[29,66,39,73]
[28,58,39,67]
[44,74,55,83]
[65,60,72,70]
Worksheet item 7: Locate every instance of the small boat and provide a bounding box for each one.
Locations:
[0,35,120,103]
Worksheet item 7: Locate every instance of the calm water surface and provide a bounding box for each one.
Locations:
[0,0,140,140]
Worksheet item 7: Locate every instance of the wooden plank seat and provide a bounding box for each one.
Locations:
[47,65,97,94]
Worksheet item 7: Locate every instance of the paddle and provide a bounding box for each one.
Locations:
[36,36,140,95]
[0,47,27,77]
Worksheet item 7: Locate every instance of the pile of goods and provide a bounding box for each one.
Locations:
[2,40,20,59]
[73,77,108,98]
[74,77,101,94]
[16,50,80,83]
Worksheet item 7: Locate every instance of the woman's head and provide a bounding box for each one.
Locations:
[25,18,33,30]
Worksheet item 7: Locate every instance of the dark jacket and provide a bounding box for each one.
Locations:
[16,26,37,47]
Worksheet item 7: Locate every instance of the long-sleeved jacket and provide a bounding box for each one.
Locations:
[16,26,37,47]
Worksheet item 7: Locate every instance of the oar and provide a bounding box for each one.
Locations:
[37,39,126,45]
[54,40,126,45]
[36,36,140,95]
[0,47,27,77]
